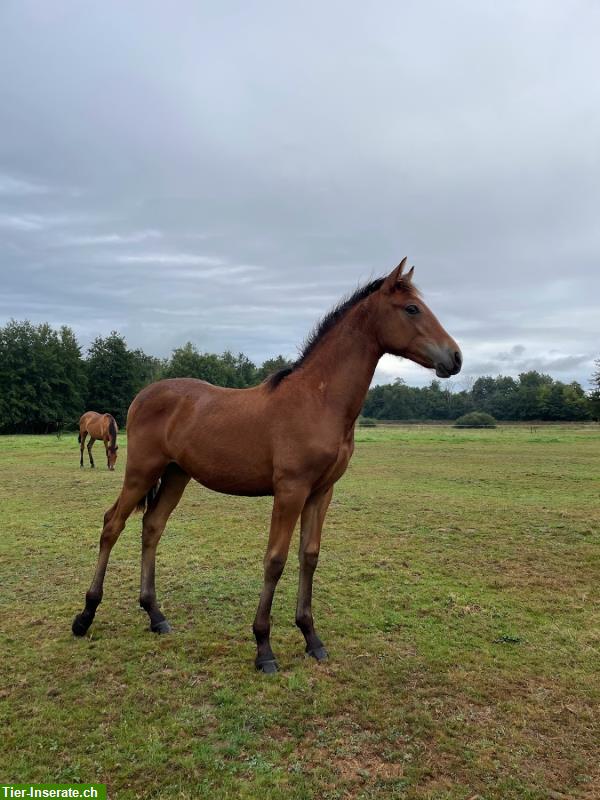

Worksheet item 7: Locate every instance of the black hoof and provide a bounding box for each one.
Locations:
[256,658,279,674]
[307,645,328,661]
[151,619,173,634]
[72,615,90,637]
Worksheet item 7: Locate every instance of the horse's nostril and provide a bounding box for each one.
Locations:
[454,351,462,367]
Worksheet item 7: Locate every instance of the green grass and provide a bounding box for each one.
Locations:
[1,425,599,799]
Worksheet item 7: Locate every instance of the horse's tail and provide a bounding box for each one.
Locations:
[135,479,161,514]
[78,431,81,443]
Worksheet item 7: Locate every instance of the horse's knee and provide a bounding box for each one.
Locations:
[99,529,115,547]
[141,514,165,546]
[300,550,319,571]
[264,553,286,582]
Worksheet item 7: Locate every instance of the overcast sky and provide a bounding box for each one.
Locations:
[1,1,598,388]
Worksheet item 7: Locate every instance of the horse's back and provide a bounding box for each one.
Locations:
[80,410,101,429]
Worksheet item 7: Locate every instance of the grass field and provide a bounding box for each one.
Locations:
[1,425,599,800]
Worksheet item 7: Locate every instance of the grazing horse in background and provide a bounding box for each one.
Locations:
[73,259,462,672]
[79,412,119,470]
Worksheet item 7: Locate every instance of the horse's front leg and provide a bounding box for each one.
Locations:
[296,486,333,661]
[253,483,309,674]
[87,438,96,468]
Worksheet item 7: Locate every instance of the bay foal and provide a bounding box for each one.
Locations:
[79,412,119,470]
[72,260,462,672]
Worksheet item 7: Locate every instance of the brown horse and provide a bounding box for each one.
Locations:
[72,259,462,672]
[78,412,119,470]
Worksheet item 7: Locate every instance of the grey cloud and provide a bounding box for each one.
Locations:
[0,1,598,383]
[57,230,162,246]
[0,174,50,196]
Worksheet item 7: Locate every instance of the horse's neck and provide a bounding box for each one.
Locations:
[300,303,382,430]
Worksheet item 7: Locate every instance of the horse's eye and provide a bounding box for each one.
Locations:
[405,304,420,315]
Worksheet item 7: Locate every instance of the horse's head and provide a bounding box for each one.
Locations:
[374,258,462,378]
[107,445,118,470]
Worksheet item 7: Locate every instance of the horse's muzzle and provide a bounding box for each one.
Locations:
[435,350,462,378]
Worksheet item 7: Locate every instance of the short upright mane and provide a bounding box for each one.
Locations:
[266,275,417,389]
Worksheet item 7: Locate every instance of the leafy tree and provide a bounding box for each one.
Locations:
[0,319,596,430]
[589,359,600,420]
[513,372,554,420]
[220,350,258,387]
[130,348,164,390]
[472,375,518,418]
[163,342,231,385]
[593,359,600,391]
[54,325,88,427]
[86,332,137,426]
[256,355,294,383]
[362,370,593,422]
[163,345,283,388]
[540,381,590,421]
[0,320,86,432]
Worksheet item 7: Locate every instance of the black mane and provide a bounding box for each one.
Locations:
[265,277,388,389]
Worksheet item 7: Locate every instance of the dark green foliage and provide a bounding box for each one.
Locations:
[0,320,86,433]
[454,411,497,428]
[0,321,296,432]
[162,342,259,387]
[590,360,600,421]
[0,319,596,432]
[358,416,377,427]
[162,345,293,388]
[255,355,294,383]
[130,348,164,389]
[85,332,138,426]
[363,372,593,422]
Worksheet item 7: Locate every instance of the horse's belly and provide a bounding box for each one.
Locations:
[178,448,274,497]
[195,473,274,497]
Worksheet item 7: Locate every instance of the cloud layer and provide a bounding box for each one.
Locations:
[0,1,598,387]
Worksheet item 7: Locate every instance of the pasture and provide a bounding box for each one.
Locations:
[1,425,599,799]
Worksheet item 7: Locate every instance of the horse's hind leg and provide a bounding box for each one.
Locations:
[296,486,333,661]
[139,463,190,634]
[72,466,164,636]
[87,438,96,469]
[79,431,87,468]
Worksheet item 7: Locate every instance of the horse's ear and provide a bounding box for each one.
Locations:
[382,257,408,293]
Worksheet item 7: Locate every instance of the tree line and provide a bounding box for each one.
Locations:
[0,320,598,433]
[0,320,292,433]
[363,371,599,422]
